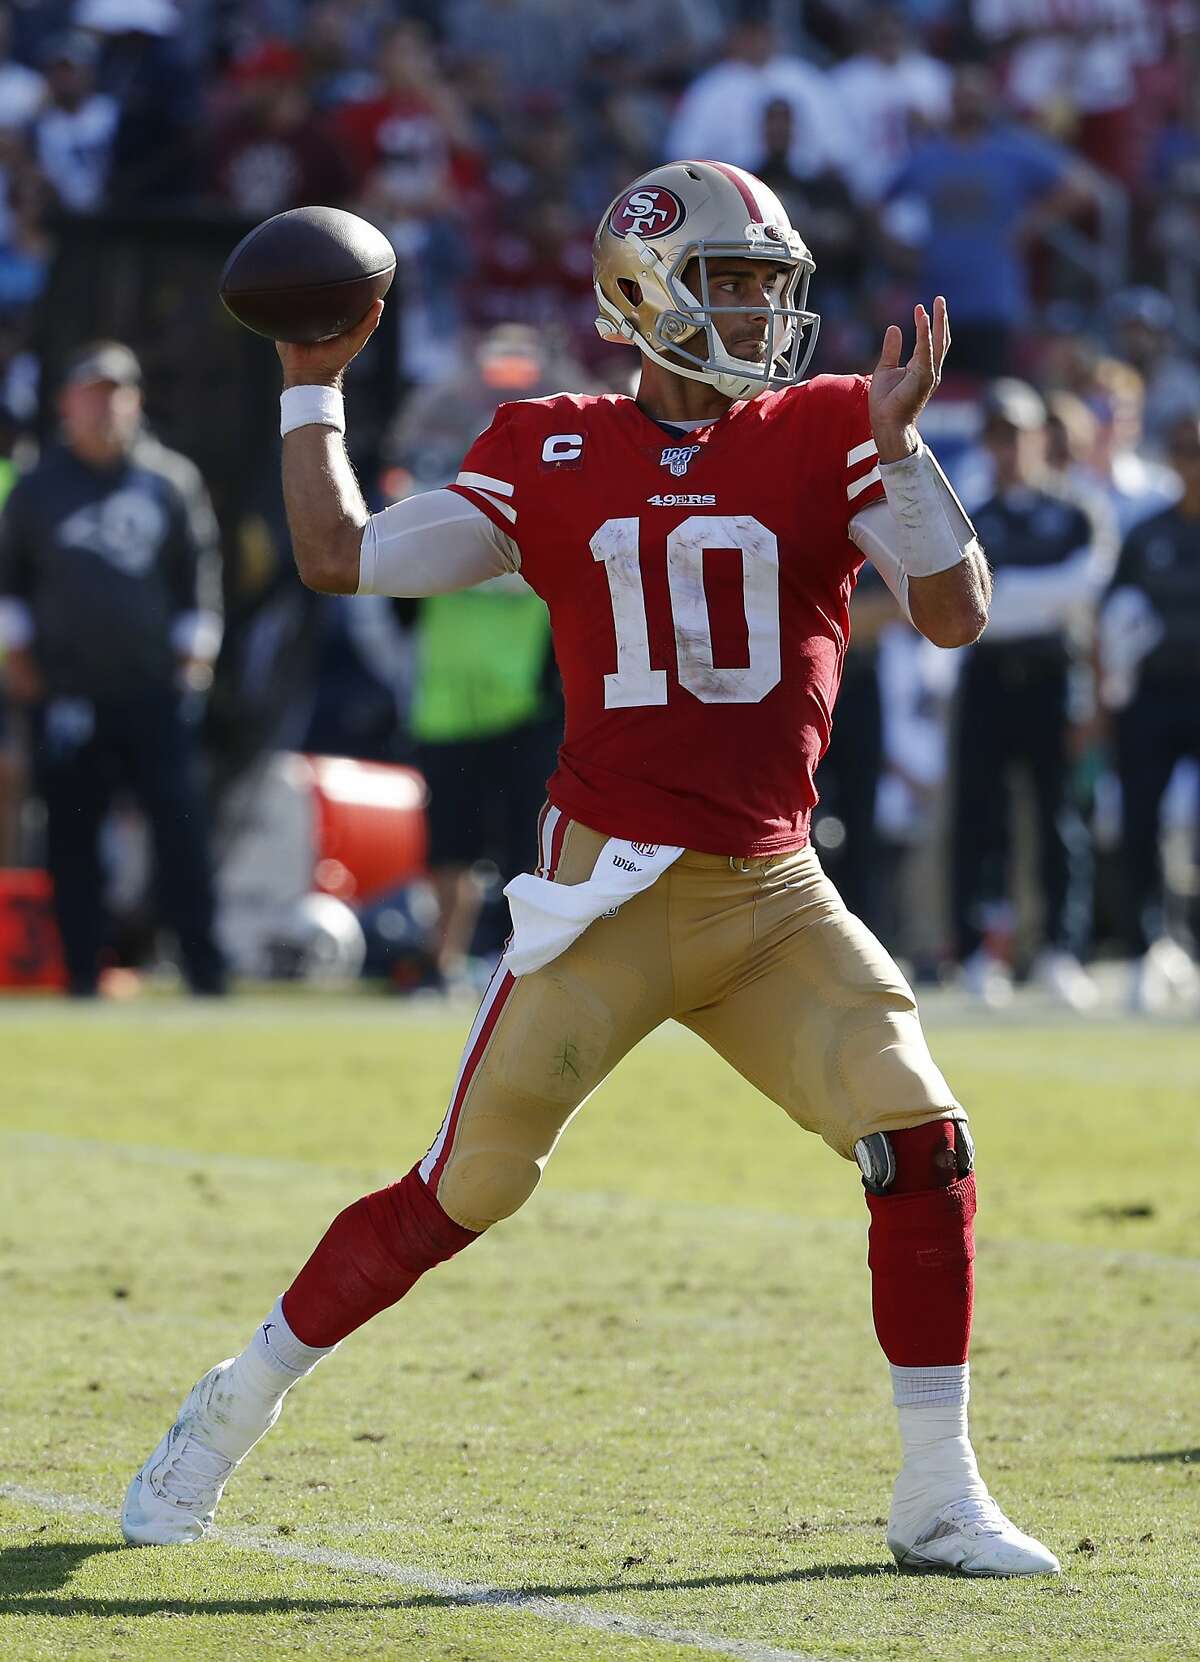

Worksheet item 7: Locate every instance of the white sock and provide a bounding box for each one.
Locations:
[203,1298,336,1461]
[231,1296,335,1401]
[888,1363,988,1542]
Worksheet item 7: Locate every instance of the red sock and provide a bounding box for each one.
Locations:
[865,1121,976,1367]
[282,1164,478,1347]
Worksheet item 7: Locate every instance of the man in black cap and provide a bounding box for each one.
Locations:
[950,379,1114,1008]
[0,340,226,994]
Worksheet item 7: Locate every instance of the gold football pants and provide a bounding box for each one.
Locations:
[420,817,963,1234]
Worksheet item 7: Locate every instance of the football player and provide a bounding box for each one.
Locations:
[123,161,1059,1576]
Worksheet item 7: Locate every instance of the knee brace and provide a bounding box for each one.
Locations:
[855,1117,974,1196]
[436,1147,543,1233]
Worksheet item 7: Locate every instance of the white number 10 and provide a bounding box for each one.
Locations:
[588,514,781,708]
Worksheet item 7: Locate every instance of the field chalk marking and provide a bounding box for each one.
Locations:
[0,1481,831,1662]
[5,1130,1198,1276]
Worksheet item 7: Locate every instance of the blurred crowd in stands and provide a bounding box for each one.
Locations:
[0,0,1198,1008]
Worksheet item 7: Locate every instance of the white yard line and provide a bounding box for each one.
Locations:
[4,1129,1198,1275]
[0,1481,830,1662]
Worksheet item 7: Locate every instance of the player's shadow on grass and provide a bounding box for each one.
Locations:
[1111,1448,1198,1465]
[1,1596,398,1617]
[400,1563,891,1608]
[0,1541,396,1617]
[0,1541,892,1619]
[0,1540,125,1595]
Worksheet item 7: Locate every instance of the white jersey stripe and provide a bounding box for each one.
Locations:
[847,439,878,467]
[847,465,882,501]
[456,470,514,497]
[418,961,511,1183]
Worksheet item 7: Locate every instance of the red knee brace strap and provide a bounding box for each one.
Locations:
[865,1123,977,1367]
[283,1164,478,1348]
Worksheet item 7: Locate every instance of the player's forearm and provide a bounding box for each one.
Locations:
[281,422,369,595]
[276,306,383,595]
[908,553,990,649]
[870,436,989,647]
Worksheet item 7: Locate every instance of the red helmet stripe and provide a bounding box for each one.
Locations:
[698,159,764,223]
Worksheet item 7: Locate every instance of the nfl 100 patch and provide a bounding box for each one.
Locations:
[660,443,701,478]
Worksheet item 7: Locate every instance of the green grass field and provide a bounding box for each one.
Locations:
[0,996,1197,1662]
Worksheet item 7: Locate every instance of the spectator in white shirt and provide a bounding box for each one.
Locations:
[33,33,118,215]
[665,14,849,181]
[829,6,950,204]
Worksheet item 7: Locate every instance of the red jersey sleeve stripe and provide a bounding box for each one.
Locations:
[847,439,878,468]
[446,481,518,528]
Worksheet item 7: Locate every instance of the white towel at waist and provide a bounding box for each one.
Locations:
[503,835,683,975]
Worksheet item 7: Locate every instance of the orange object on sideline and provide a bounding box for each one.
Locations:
[296,755,429,904]
[0,869,68,989]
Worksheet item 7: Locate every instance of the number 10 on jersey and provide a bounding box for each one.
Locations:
[589,514,781,708]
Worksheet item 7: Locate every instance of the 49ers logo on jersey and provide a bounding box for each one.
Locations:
[609,186,685,240]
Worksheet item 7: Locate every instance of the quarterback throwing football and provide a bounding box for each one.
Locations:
[123,162,1059,1576]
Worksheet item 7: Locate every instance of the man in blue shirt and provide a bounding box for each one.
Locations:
[884,66,1092,376]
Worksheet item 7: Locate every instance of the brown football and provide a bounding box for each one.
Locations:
[219,206,396,344]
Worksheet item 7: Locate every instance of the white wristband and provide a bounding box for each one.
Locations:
[878,436,980,579]
[280,384,345,438]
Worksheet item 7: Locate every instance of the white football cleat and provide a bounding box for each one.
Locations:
[121,1360,278,1545]
[1130,937,1199,1015]
[889,1495,1061,1577]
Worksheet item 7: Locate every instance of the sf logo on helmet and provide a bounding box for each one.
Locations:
[609,186,685,240]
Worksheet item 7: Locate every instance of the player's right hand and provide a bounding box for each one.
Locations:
[277,298,384,390]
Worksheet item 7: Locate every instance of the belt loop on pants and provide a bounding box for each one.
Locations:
[729,856,756,874]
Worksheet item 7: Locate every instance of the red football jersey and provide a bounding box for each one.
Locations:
[446,377,886,857]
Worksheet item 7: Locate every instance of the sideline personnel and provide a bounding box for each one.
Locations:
[0,341,226,995]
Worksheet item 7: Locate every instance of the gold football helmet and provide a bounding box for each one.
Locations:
[593,159,819,402]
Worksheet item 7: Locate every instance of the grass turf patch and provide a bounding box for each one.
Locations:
[0,998,1197,1661]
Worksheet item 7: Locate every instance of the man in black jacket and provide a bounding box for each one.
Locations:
[1100,410,1200,1011]
[0,341,226,995]
[951,380,1113,1008]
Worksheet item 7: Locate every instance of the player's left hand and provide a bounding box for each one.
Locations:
[869,296,949,459]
